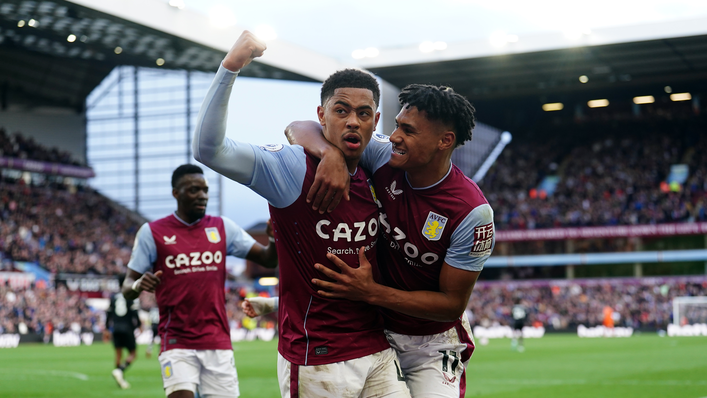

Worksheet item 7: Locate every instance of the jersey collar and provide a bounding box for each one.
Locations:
[172,212,202,226]
[405,162,453,191]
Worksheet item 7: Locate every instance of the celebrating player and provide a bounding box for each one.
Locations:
[121,164,277,398]
[286,83,495,397]
[105,274,141,390]
[193,31,410,398]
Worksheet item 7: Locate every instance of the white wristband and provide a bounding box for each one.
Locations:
[269,236,275,243]
[131,279,141,292]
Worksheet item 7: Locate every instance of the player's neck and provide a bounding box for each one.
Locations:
[345,159,359,175]
[175,209,200,225]
[406,159,452,189]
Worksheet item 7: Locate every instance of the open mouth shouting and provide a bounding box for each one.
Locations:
[343,133,361,150]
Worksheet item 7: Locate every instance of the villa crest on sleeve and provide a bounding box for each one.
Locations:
[205,227,221,243]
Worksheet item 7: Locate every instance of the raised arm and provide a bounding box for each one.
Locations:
[192,31,267,183]
[285,121,350,213]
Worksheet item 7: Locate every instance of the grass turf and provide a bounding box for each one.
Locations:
[0,334,705,397]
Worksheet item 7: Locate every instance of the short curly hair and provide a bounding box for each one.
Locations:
[398,84,476,147]
[171,164,204,188]
[321,69,380,108]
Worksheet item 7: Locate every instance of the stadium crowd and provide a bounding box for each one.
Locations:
[0,127,84,166]
[2,277,703,338]
[0,179,140,275]
[467,277,707,331]
[480,116,707,230]
[0,283,96,337]
[0,283,272,338]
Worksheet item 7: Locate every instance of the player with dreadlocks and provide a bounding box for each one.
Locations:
[284,83,495,397]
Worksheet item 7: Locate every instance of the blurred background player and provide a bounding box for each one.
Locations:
[193,31,410,398]
[105,274,141,389]
[511,298,528,352]
[145,305,159,359]
[121,164,277,398]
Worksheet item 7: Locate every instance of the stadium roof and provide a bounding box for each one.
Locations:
[361,17,707,104]
[0,0,347,111]
[3,0,706,114]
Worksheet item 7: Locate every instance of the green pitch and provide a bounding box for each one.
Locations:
[0,334,705,397]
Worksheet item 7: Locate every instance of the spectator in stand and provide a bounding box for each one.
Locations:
[466,278,706,331]
[0,127,84,166]
[480,116,707,231]
[0,179,140,276]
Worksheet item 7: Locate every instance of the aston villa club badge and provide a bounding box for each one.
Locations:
[422,211,448,241]
[205,227,221,243]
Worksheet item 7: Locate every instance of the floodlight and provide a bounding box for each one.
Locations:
[258,277,279,286]
[670,93,691,102]
[633,96,654,105]
[542,103,564,112]
[588,99,609,108]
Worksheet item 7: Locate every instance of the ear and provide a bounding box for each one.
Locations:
[317,105,325,126]
[373,111,381,131]
[172,188,179,200]
[439,130,456,151]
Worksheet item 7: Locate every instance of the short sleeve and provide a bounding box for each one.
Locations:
[360,133,392,174]
[127,223,157,274]
[445,204,495,271]
[222,217,257,258]
[247,144,307,208]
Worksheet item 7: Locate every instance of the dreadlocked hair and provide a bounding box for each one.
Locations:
[398,84,476,147]
[321,69,380,108]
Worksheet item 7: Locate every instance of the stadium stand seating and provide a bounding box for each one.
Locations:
[0,127,84,166]
[1,129,140,276]
[467,276,707,331]
[480,114,707,230]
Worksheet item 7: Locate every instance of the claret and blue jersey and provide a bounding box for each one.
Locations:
[361,134,496,335]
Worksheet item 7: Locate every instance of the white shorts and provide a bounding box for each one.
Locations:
[277,348,410,398]
[386,314,475,398]
[158,349,239,398]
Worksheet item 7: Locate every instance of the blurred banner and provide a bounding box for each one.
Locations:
[496,222,707,242]
[0,157,95,178]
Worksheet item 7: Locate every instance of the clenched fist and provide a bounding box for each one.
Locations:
[223,30,267,72]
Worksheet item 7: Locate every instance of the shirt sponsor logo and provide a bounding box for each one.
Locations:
[205,227,221,243]
[385,180,403,200]
[379,212,440,267]
[372,133,390,143]
[165,251,223,268]
[315,217,378,243]
[470,223,494,257]
[422,212,448,241]
[163,235,177,245]
[259,143,284,152]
